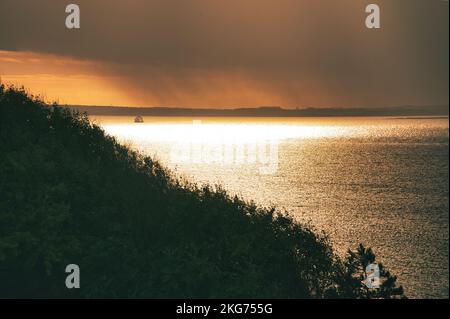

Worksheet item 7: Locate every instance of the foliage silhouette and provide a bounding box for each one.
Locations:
[0,85,405,298]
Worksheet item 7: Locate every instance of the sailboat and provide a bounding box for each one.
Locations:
[134,115,144,123]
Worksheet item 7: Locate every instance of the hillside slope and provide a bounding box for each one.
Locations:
[0,85,404,298]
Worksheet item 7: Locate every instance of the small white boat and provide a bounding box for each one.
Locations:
[134,116,144,123]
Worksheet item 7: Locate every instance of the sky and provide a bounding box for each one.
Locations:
[0,0,448,108]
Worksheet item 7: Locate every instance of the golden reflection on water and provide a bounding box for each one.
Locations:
[102,121,349,144]
[95,116,433,144]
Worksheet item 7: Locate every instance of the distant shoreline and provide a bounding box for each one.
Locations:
[66,105,449,118]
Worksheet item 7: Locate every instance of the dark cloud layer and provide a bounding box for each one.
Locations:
[0,0,448,107]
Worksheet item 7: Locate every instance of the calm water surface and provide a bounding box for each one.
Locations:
[92,116,449,298]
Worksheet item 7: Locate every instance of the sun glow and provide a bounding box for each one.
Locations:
[101,120,358,146]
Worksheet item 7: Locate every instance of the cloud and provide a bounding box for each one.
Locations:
[0,0,448,107]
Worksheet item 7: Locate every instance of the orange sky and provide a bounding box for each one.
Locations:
[0,0,448,108]
[0,51,133,106]
[0,50,341,107]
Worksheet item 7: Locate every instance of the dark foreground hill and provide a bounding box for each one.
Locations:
[0,85,405,298]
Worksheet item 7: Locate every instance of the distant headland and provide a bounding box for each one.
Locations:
[67,105,449,118]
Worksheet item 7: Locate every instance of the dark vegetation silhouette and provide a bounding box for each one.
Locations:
[0,85,405,298]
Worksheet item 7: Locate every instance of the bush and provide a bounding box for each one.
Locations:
[0,85,405,298]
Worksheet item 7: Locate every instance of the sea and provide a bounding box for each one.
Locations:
[91,115,449,298]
